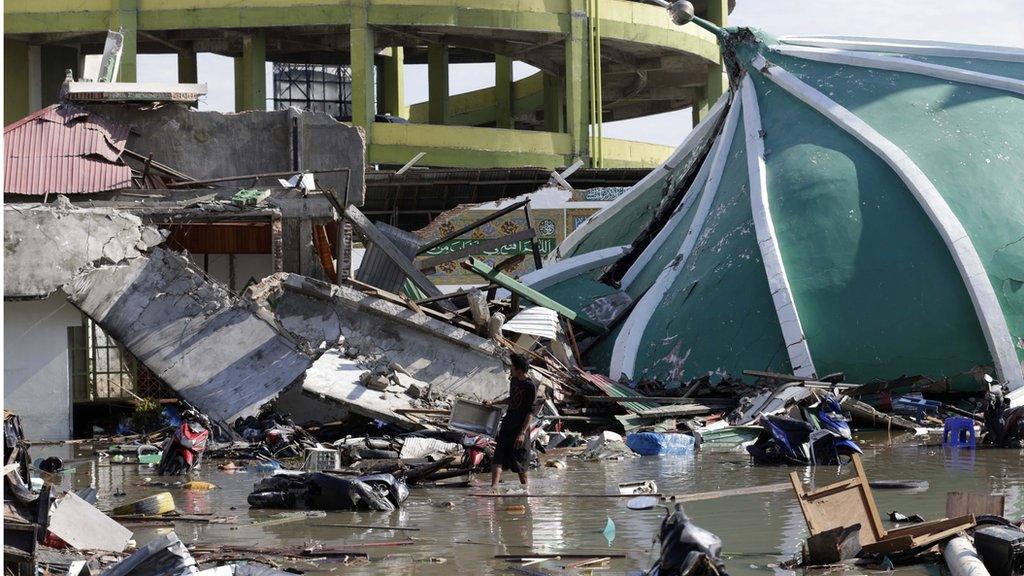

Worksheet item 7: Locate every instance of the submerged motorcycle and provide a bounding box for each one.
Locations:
[746,393,862,466]
[647,503,727,576]
[982,375,1024,448]
[157,408,210,476]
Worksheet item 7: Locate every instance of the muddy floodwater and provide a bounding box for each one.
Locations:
[45,431,1021,575]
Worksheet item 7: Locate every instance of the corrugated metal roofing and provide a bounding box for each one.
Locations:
[355,220,422,294]
[504,306,560,340]
[4,104,133,195]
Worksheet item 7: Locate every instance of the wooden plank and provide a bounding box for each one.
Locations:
[417,229,535,270]
[495,553,627,559]
[344,205,443,298]
[885,515,976,539]
[669,482,792,503]
[860,535,915,556]
[462,257,606,334]
[472,493,661,498]
[908,519,975,549]
[852,454,887,540]
[946,492,1005,518]
[789,455,886,546]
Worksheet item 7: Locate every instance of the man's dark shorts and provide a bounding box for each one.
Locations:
[492,424,530,473]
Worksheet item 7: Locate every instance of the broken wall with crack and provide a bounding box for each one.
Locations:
[4,202,165,298]
[248,274,510,426]
[83,104,366,205]
[63,247,313,423]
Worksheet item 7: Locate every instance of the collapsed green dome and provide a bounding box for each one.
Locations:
[535,30,1024,397]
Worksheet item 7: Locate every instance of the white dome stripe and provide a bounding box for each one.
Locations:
[609,96,743,381]
[740,75,817,378]
[774,46,1024,96]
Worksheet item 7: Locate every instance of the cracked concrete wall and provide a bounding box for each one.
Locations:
[63,248,313,423]
[4,202,165,299]
[83,104,365,206]
[248,273,510,403]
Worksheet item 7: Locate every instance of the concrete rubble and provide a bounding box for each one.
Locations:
[64,247,314,424]
[246,273,509,428]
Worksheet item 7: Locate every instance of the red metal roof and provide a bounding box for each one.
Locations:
[4,104,133,195]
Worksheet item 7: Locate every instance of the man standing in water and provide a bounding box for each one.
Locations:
[484,353,537,491]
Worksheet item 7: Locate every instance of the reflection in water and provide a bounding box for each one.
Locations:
[55,431,1023,575]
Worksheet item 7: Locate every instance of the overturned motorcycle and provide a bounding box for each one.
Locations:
[746,392,862,466]
[982,374,1024,448]
[629,497,727,576]
[248,471,409,511]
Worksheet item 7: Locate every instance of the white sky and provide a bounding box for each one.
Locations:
[135,0,1024,146]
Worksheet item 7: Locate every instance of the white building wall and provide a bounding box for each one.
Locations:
[4,293,81,440]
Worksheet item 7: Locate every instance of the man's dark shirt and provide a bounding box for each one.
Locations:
[499,376,537,435]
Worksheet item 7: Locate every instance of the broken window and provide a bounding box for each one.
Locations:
[68,315,168,402]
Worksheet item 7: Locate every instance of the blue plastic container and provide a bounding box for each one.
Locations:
[625,432,696,456]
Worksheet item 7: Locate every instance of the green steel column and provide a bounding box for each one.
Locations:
[375,61,386,113]
[235,30,267,111]
[349,0,376,139]
[109,0,137,82]
[495,54,513,129]
[691,86,707,125]
[178,44,198,84]
[233,57,244,111]
[704,0,727,104]
[565,0,590,164]
[4,39,30,125]
[381,46,404,118]
[542,72,564,133]
[41,45,79,106]
[427,43,449,125]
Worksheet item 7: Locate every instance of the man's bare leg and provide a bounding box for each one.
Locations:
[490,465,503,490]
[518,472,528,486]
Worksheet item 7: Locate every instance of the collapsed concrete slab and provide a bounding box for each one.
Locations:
[248,274,509,427]
[4,202,165,298]
[63,247,312,423]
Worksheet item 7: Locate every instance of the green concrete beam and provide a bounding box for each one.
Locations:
[235,30,266,111]
[464,257,607,334]
[543,72,564,133]
[109,0,137,82]
[349,0,376,140]
[177,45,198,83]
[5,39,31,125]
[407,71,545,127]
[565,0,589,165]
[381,46,405,117]
[427,43,449,125]
[495,54,513,129]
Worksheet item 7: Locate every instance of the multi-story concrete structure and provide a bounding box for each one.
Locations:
[4,0,731,169]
